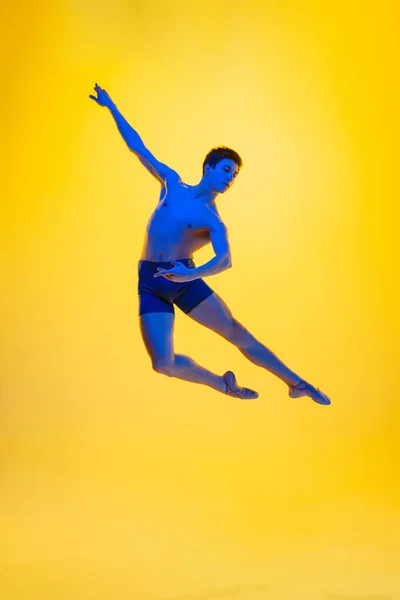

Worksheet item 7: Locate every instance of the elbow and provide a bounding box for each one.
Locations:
[127,140,147,156]
[128,143,145,156]
[221,254,232,270]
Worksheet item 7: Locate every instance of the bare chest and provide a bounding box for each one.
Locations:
[149,183,215,240]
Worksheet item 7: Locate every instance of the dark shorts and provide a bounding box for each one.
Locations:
[138,258,214,316]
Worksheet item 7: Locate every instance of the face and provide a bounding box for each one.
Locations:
[205,158,239,193]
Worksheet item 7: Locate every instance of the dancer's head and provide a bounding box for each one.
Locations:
[202,146,242,193]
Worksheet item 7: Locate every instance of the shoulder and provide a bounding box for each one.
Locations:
[160,172,187,194]
[162,169,181,186]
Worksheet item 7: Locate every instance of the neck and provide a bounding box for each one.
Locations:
[193,176,219,207]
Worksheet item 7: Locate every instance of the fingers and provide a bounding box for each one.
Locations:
[92,83,103,96]
[94,83,109,95]
[89,83,100,102]
[90,83,110,105]
[154,270,173,280]
[170,258,182,267]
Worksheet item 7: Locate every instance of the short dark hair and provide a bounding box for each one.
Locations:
[202,146,243,175]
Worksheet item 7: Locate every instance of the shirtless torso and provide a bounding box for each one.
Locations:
[140,179,222,262]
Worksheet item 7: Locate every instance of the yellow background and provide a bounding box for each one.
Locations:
[2,1,399,599]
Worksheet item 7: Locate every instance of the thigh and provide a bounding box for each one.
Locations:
[186,291,241,341]
[174,278,214,315]
[139,313,175,367]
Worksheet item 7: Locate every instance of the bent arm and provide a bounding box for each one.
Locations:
[191,222,232,279]
[108,103,179,183]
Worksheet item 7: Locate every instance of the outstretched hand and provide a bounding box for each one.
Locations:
[153,259,197,283]
[89,83,114,108]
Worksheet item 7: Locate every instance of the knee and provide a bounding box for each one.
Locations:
[152,360,175,376]
[229,319,254,348]
[152,354,193,376]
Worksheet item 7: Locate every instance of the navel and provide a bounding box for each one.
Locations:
[188,223,192,228]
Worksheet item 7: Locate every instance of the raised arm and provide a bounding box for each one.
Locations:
[89,83,179,185]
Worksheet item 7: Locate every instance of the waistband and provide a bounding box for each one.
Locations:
[138,258,195,269]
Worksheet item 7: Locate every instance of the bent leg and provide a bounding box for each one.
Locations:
[166,354,227,392]
[187,293,303,388]
[139,313,226,393]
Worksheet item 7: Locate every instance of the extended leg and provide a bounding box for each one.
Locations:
[188,294,302,387]
[188,293,331,404]
[237,337,302,387]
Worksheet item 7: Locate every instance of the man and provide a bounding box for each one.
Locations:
[89,83,331,405]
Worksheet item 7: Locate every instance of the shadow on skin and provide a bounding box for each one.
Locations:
[156,583,271,600]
